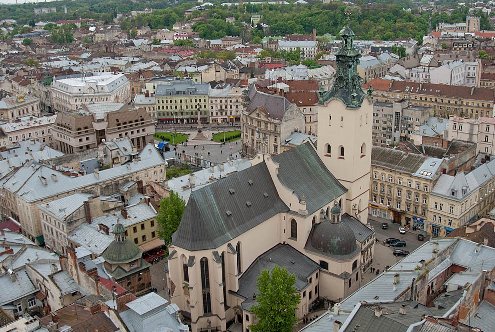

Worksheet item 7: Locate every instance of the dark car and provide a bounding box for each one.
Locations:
[381,223,389,229]
[393,249,410,256]
[385,237,400,245]
[390,240,407,247]
[417,233,425,241]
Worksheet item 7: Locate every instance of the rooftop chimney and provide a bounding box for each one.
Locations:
[399,304,407,315]
[374,307,383,317]
[121,208,128,219]
[393,273,400,285]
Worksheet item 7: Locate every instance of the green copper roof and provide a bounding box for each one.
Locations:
[102,223,142,265]
[319,25,366,108]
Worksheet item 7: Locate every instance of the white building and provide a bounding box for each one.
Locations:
[0,95,41,123]
[51,73,131,112]
[0,115,55,149]
[278,40,317,59]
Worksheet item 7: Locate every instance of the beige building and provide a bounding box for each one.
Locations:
[446,116,495,154]
[167,144,375,332]
[51,73,131,112]
[365,79,495,119]
[241,85,305,157]
[51,103,154,154]
[208,83,244,124]
[0,143,165,244]
[167,26,376,332]
[427,158,495,237]
[0,115,55,149]
[0,95,41,122]
[370,147,445,228]
[155,80,209,124]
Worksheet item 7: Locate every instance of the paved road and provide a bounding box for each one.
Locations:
[368,216,429,252]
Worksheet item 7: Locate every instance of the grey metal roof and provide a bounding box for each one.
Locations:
[299,311,349,332]
[51,271,79,296]
[343,301,450,332]
[246,84,293,121]
[120,292,188,332]
[155,80,209,96]
[417,320,456,332]
[305,218,359,259]
[273,142,347,214]
[236,244,319,311]
[69,224,113,255]
[38,193,92,221]
[3,144,164,203]
[172,162,288,251]
[341,213,374,243]
[468,300,495,332]
[0,269,37,305]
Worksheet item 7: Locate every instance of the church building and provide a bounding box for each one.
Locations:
[165,25,374,332]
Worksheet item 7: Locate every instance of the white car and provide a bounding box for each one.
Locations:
[399,227,406,234]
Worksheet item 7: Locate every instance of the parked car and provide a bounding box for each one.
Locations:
[381,223,389,229]
[393,249,410,256]
[417,233,425,241]
[390,240,407,247]
[399,227,406,234]
[385,237,400,245]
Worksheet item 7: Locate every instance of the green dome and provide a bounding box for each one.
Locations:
[102,223,142,265]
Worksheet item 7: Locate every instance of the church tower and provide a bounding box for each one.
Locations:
[316,25,372,223]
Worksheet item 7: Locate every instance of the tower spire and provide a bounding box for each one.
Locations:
[318,19,366,108]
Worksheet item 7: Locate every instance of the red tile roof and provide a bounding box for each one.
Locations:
[99,277,127,296]
[365,79,495,101]
[0,219,21,233]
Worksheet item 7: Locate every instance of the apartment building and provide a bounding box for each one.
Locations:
[0,95,41,122]
[51,73,131,112]
[370,146,445,229]
[278,40,317,59]
[0,115,55,149]
[0,143,165,243]
[241,84,304,157]
[446,116,495,154]
[372,100,433,146]
[154,80,209,124]
[357,53,397,83]
[365,79,495,119]
[428,157,495,237]
[208,83,244,124]
[51,103,154,154]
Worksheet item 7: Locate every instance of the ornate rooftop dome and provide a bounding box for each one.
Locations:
[308,220,358,257]
[102,222,142,265]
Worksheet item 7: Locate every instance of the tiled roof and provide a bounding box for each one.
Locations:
[246,84,293,120]
[372,146,427,175]
[365,79,495,101]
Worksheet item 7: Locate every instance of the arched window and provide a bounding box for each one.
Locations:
[361,143,366,157]
[200,257,211,314]
[236,242,242,274]
[325,144,331,155]
[181,255,189,283]
[352,260,358,271]
[290,219,297,239]
[339,146,345,158]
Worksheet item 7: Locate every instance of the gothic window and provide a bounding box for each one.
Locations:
[200,257,211,314]
[325,144,331,155]
[360,143,366,157]
[339,146,345,158]
[183,263,189,282]
[236,242,242,274]
[200,258,210,289]
[290,219,297,239]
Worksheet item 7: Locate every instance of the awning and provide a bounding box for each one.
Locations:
[139,238,165,252]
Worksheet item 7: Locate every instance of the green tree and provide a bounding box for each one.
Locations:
[479,50,489,60]
[157,191,186,246]
[129,28,138,39]
[250,266,300,332]
[173,39,194,47]
[391,45,406,58]
[152,37,161,45]
[25,58,39,67]
[22,38,32,46]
